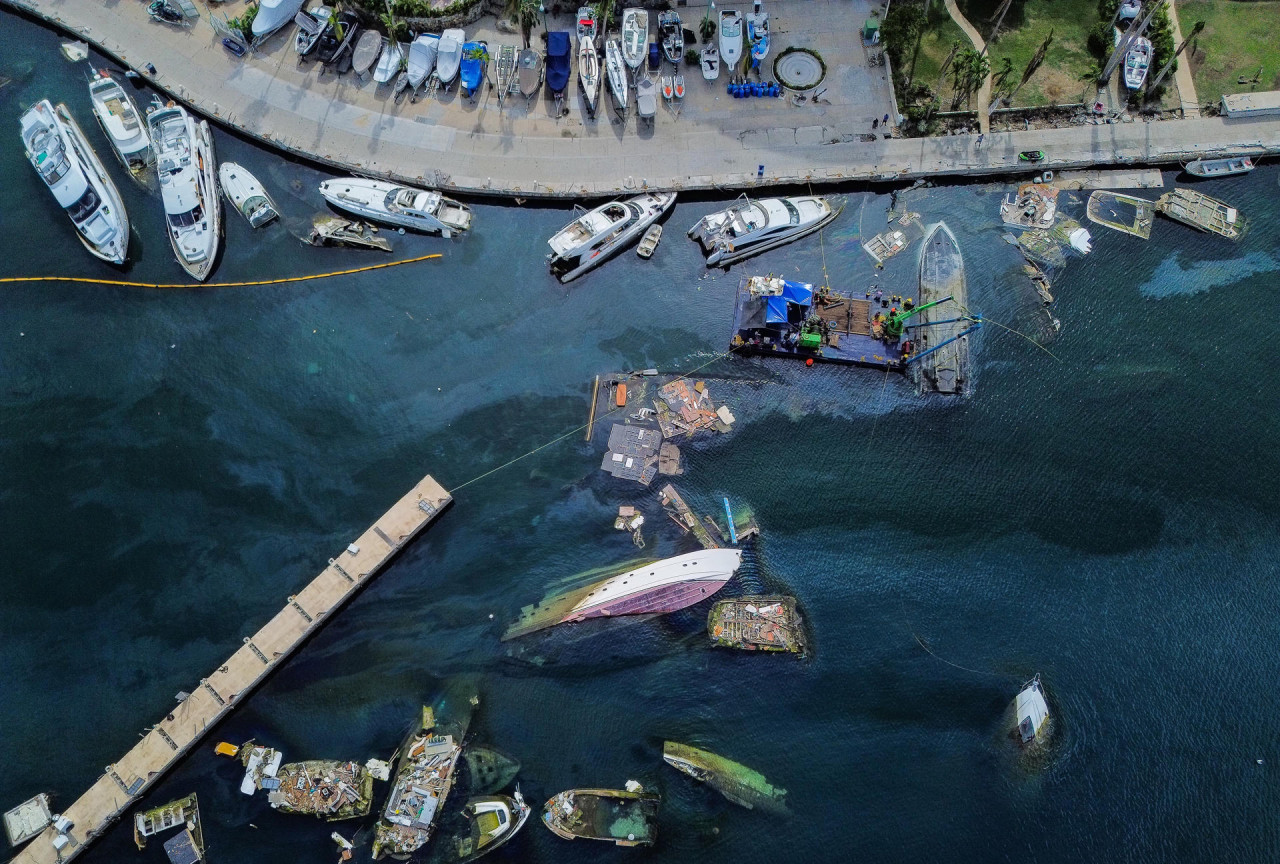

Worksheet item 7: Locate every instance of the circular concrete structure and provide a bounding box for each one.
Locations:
[774,48,825,91]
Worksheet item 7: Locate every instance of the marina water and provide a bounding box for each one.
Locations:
[2,11,1279,863]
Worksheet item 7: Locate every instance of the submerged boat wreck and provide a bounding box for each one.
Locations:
[542,784,660,846]
[662,742,788,814]
[503,549,743,641]
[463,748,521,795]
[1085,190,1154,239]
[708,595,806,655]
[452,790,531,862]
[309,213,392,251]
[133,793,205,863]
[1155,188,1244,240]
[1012,674,1051,746]
[268,760,375,821]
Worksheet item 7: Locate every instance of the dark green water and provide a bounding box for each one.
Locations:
[3,11,1280,863]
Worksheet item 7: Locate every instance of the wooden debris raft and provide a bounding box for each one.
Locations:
[708,596,807,655]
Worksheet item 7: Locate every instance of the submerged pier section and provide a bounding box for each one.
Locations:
[11,475,452,864]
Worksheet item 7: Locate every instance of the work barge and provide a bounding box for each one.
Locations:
[7,474,453,864]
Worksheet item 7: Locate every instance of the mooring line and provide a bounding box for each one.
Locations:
[0,253,443,289]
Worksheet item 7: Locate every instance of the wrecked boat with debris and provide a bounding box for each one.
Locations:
[1086,191,1153,239]
[228,741,283,795]
[451,789,531,862]
[268,760,375,821]
[911,223,977,395]
[309,213,393,251]
[708,595,806,655]
[133,793,205,863]
[542,784,660,846]
[662,742,789,814]
[504,548,743,640]
[1155,188,1245,240]
[999,184,1058,230]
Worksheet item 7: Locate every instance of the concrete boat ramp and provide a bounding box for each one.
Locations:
[8,475,452,864]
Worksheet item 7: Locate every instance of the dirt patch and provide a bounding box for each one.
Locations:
[1038,67,1084,103]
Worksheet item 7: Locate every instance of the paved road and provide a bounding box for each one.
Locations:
[8,0,1278,198]
[942,0,992,134]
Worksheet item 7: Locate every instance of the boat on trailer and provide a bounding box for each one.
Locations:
[719,9,743,72]
[578,36,600,114]
[1184,156,1255,178]
[546,192,676,283]
[605,39,628,112]
[495,44,517,101]
[658,11,682,65]
[406,33,440,90]
[621,8,648,70]
[1123,36,1151,91]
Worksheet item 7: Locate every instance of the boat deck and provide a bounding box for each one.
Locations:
[910,224,973,395]
[1086,191,1154,239]
[10,475,452,864]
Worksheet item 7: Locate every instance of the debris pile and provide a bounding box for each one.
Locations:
[708,596,806,655]
[268,761,374,821]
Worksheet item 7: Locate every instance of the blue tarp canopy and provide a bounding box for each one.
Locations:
[765,295,791,323]
[782,280,813,306]
[546,31,571,91]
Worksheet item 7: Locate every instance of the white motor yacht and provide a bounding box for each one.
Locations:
[604,39,628,112]
[436,28,465,85]
[1123,36,1152,90]
[319,177,472,236]
[219,162,278,228]
[252,0,306,40]
[719,9,743,71]
[547,192,676,282]
[21,99,130,265]
[578,35,601,114]
[87,70,151,175]
[621,8,648,69]
[147,101,222,280]
[688,195,838,266]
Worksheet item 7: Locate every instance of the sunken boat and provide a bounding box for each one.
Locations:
[1154,188,1244,240]
[463,748,521,795]
[451,789,531,862]
[662,742,788,814]
[268,760,375,821]
[911,222,973,395]
[542,784,659,846]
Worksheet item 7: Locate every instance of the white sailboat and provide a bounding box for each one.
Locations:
[319,177,472,237]
[21,99,130,265]
[604,39,628,112]
[219,162,279,228]
[147,101,222,280]
[547,192,676,282]
[87,69,151,175]
[719,9,743,71]
[621,8,648,69]
[578,35,601,114]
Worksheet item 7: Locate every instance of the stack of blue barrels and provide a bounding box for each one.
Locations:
[727,81,782,98]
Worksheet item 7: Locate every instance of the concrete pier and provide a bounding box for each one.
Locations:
[9,475,452,864]
[6,0,1279,199]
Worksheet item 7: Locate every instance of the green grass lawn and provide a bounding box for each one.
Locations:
[1176,0,1280,107]
[958,0,1099,106]
[903,6,975,108]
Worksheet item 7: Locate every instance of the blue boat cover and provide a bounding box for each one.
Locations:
[460,42,487,92]
[547,32,571,91]
[782,280,813,306]
[765,295,790,324]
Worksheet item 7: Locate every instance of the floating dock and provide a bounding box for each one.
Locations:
[1086,191,1154,239]
[9,474,452,864]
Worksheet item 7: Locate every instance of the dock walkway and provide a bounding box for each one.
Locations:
[9,475,452,864]
[5,0,1279,198]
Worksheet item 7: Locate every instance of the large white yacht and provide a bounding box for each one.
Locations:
[147,102,221,281]
[21,99,130,265]
[319,177,472,236]
[87,70,151,176]
[688,195,838,266]
[547,192,676,282]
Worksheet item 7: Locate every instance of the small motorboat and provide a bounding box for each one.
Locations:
[700,45,720,80]
[688,194,841,267]
[21,99,131,265]
[605,39,628,112]
[87,69,151,175]
[495,44,517,101]
[317,10,360,66]
[576,6,597,43]
[373,39,405,84]
[1184,156,1255,178]
[673,74,685,99]
[148,0,187,26]
[460,41,488,99]
[319,177,472,237]
[350,29,382,76]
[621,8,648,70]
[1013,675,1051,746]
[453,790,531,863]
[518,47,544,100]
[406,33,440,90]
[661,75,673,100]
[658,11,683,65]
[437,28,466,86]
[219,162,279,228]
[746,0,769,64]
[637,224,662,258]
[636,74,657,122]
[252,0,306,40]
[547,192,676,282]
[1124,36,1152,91]
[294,5,332,58]
[546,31,571,107]
[578,36,601,114]
[541,786,660,845]
[719,9,743,72]
[1018,150,1046,163]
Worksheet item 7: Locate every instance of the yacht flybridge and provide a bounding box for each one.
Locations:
[147,101,221,280]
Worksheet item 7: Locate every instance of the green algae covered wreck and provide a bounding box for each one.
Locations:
[662,742,789,815]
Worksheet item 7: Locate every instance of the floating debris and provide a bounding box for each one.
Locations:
[601,424,661,485]
[1155,188,1245,240]
[1012,674,1052,747]
[614,504,646,546]
[708,595,806,655]
[452,789,531,862]
[862,228,910,264]
[999,184,1059,230]
[662,742,789,814]
[541,784,660,846]
[1086,191,1154,239]
[655,379,732,438]
[463,748,521,796]
[657,441,683,476]
[60,41,89,62]
[268,760,375,821]
[133,794,205,864]
[219,741,283,795]
[309,213,392,251]
[658,484,721,550]
[365,758,392,781]
[3,793,52,847]
[163,828,204,864]
[1023,262,1054,305]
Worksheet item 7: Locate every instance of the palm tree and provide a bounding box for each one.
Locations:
[506,0,541,48]
[993,56,1013,91]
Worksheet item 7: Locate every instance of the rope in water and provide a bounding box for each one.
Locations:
[0,253,443,289]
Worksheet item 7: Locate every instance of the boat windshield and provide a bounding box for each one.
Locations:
[782,199,800,225]
[67,186,101,223]
[169,203,204,228]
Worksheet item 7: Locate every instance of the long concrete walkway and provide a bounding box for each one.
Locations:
[942,0,992,134]
[1165,0,1201,118]
[9,476,452,864]
[5,0,1279,198]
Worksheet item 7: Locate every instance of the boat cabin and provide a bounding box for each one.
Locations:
[386,187,443,218]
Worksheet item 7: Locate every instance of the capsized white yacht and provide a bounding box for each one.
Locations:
[252,0,306,40]
[87,69,151,175]
[21,99,130,264]
[547,192,676,282]
[604,39,628,112]
[688,195,839,266]
[1014,674,1051,746]
[148,101,222,280]
[319,177,472,236]
[219,162,279,228]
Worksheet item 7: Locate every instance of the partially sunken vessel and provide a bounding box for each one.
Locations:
[662,742,789,815]
[542,784,660,846]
